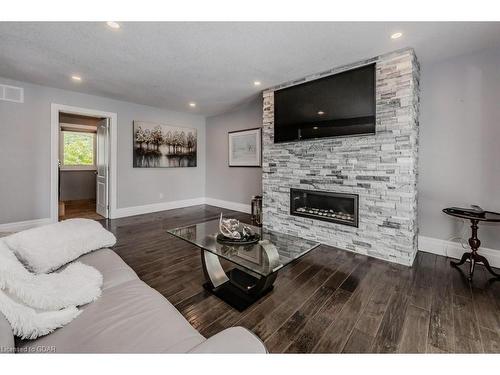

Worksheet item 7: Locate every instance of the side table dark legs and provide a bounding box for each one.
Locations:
[450,219,500,280]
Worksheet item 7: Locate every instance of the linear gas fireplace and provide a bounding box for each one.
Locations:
[290,188,359,227]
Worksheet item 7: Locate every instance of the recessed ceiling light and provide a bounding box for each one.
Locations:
[254,81,261,86]
[391,32,403,40]
[313,126,319,130]
[317,111,325,115]
[106,21,120,30]
[189,102,196,108]
[71,75,82,82]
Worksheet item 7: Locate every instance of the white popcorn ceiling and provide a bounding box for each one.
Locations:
[0,22,498,116]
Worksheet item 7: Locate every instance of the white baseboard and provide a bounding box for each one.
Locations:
[204,197,252,214]
[113,197,251,219]
[418,235,500,268]
[112,197,206,219]
[0,197,252,229]
[0,218,52,232]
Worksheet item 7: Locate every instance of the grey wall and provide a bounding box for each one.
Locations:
[0,77,205,224]
[205,96,263,205]
[419,48,500,249]
[59,171,96,201]
[3,44,500,256]
[204,47,500,254]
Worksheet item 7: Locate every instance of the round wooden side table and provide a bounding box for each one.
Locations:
[442,208,500,281]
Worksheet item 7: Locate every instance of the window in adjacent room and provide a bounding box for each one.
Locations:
[59,129,96,170]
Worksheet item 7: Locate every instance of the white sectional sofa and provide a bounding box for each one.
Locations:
[0,248,266,353]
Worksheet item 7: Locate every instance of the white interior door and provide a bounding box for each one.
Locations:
[96,118,109,218]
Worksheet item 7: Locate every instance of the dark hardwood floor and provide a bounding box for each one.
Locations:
[102,205,500,353]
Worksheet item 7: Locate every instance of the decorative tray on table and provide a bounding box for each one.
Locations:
[216,213,261,245]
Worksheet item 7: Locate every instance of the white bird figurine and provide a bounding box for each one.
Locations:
[219,213,242,239]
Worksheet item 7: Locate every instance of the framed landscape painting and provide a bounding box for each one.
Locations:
[228,128,262,167]
[133,121,197,168]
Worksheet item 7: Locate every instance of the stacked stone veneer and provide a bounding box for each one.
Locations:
[262,48,420,266]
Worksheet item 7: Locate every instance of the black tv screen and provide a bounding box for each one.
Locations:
[274,63,376,143]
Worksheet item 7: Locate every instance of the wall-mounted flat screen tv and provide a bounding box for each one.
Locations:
[274,63,376,143]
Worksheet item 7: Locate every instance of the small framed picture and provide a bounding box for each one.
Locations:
[228,128,262,167]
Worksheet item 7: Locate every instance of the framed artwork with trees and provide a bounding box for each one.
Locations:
[133,121,197,168]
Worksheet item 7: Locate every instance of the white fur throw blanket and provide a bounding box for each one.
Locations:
[0,240,103,310]
[0,289,81,340]
[5,218,116,274]
[0,230,105,339]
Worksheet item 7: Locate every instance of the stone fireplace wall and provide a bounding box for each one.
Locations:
[262,48,420,266]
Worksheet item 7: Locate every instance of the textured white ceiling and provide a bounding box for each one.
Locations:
[1,22,499,116]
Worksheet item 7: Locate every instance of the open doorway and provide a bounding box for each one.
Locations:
[51,104,117,223]
[58,113,107,221]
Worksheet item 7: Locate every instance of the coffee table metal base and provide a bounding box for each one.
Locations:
[201,250,277,311]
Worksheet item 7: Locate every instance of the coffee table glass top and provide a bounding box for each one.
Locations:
[167,219,320,277]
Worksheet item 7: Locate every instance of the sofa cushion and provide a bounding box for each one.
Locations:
[18,279,205,353]
[0,312,15,353]
[75,249,138,290]
[188,327,267,353]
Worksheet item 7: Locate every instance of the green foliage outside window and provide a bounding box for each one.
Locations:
[63,131,94,166]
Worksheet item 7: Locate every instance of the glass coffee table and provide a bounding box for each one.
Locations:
[168,219,320,311]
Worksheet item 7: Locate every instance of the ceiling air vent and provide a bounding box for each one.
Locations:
[0,84,24,103]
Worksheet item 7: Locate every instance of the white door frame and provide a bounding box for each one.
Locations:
[50,103,118,222]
